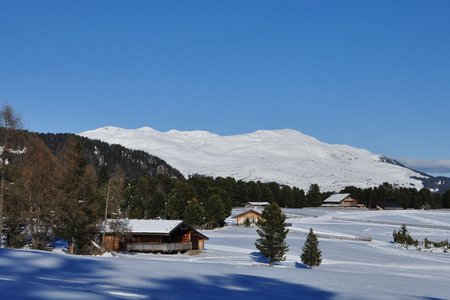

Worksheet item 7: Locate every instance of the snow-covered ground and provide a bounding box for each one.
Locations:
[1,208,450,299]
[80,126,426,191]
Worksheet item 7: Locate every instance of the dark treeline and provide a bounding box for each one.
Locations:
[125,176,450,223]
[123,174,311,229]
[340,182,450,209]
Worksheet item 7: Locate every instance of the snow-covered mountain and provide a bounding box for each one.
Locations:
[80,126,428,192]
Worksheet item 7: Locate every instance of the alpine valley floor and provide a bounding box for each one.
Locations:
[1,208,450,300]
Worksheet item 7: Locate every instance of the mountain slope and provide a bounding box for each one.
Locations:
[80,126,428,192]
[38,132,184,180]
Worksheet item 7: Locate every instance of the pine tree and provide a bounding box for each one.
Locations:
[203,194,225,229]
[301,228,322,268]
[183,198,204,227]
[443,190,450,209]
[259,183,274,203]
[206,187,232,221]
[148,191,166,219]
[255,203,289,266]
[292,187,306,208]
[248,181,262,201]
[306,184,322,207]
[233,180,249,206]
[280,185,294,208]
[166,182,197,219]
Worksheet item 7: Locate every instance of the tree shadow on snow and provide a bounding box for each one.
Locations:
[0,248,336,300]
[249,251,269,264]
[141,274,336,300]
[0,248,446,300]
[0,248,117,300]
[295,262,310,269]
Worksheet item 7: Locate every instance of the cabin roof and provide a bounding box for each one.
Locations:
[125,219,183,234]
[233,209,262,218]
[245,201,270,206]
[105,219,208,239]
[323,193,352,203]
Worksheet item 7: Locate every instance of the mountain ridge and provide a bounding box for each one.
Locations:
[80,126,449,192]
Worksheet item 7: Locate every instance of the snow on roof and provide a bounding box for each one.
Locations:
[106,219,183,234]
[233,209,263,218]
[323,193,351,203]
[246,202,270,206]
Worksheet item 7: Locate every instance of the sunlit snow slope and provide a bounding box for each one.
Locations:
[80,126,426,191]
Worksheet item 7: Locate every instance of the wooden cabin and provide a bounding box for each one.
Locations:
[244,202,270,209]
[321,193,363,207]
[233,209,263,225]
[103,219,208,253]
[377,200,403,210]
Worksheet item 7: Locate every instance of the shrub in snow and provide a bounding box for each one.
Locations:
[393,225,450,253]
[393,224,418,247]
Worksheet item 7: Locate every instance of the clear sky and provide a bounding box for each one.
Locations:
[1,1,449,176]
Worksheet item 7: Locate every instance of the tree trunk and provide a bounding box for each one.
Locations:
[68,237,75,254]
[0,176,4,248]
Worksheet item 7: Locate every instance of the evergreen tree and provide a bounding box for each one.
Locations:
[259,182,274,203]
[419,188,433,209]
[443,190,450,209]
[280,185,294,208]
[248,181,262,201]
[166,193,186,219]
[202,194,226,229]
[206,187,232,220]
[166,182,197,219]
[306,184,322,207]
[97,165,109,186]
[268,182,281,204]
[188,175,212,200]
[292,187,306,208]
[255,203,289,266]
[183,198,204,227]
[301,228,322,268]
[125,176,151,218]
[147,191,166,219]
[233,180,249,206]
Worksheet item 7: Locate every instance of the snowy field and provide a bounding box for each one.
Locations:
[1,208,450,299]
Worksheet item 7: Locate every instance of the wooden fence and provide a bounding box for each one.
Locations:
[126,242,192,252]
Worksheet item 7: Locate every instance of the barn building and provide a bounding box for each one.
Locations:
[244,202,270,209]
[233,209,263,225]
[321,193,363,208]
[103,219,208,253]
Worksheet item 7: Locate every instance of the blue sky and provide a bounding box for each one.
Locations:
[1,1,449,175]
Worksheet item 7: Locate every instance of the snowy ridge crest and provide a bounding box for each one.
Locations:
[80,126,426,192]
